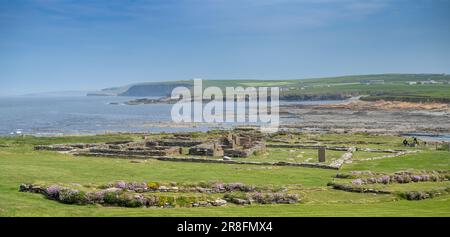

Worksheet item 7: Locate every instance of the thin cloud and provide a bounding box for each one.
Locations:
[26,0,391,32]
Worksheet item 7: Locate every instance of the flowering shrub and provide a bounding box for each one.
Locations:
[430,175,440,182]
[103,190,120,205]
[99,181,278,193]
[402,191,429,200]
[86,190,106,203]
[20,181,301,208]
[403,175,412,183]
[146,182,160,190]
[367,177,377,184]
[394,175,411,184]
[354,172,448,186]
[339,170,450,188]
[352,179,363,186]
[211,182,225,191]
[112,181,149,191]
[45,185,61,199]
[58,189,86,204]
[421,175,430,181]
[411,175,422,182]
[155,195,175,207]
[117,193,147,207]
[127,182,148,192]
[115,181,127,189]
[249,192,265,203]
[224,183,256,192]
[380,176,390,184]
[146,195,160,206]
[247,193,299,204]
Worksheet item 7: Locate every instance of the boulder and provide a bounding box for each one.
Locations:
[19,183,31,192]
[158,186,169,192]
[212,198,227,206]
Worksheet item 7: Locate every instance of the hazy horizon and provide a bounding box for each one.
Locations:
[1,0,450,95]
[2,72,448,96]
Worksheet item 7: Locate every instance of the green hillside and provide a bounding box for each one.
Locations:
[90,74,450,102]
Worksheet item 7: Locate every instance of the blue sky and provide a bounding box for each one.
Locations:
[1,0,449,95]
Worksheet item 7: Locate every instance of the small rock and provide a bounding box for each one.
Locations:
[130,160,143,163]
[104,187,121,193]
[134,188,145,193]
[234,198,250,205]
[197,201,210,206]
[212,198,227,206]
[223,156,232,161]
[158,186,169,192]
[19,183,30,192]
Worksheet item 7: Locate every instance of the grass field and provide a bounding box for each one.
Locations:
[0,133,449,217]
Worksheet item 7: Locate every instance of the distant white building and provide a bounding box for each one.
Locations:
[407,81,417,85]
[363,80,385,85]
[419,80,438,84]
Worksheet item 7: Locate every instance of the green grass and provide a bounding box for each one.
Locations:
[245,148,345,164]
[1,133,449,216]
[351,151,391,160]
[344,150,450,172]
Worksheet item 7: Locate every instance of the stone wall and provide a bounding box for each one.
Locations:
[34,143,96,151]
[327,182,391,194]
[89,146,181,156]
[156,140,203,147]
[74,152,338,169]
[189,143,224,157]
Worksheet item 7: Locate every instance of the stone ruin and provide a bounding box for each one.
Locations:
[34,136,204,157]
[188,142,224,157]
[34,130,267,159]
[89,142,182,157]
[188,131,266,158]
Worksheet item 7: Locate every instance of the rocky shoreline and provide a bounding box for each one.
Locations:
[120,94,350,105]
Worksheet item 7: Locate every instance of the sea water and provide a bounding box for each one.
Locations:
[0,96,354,136]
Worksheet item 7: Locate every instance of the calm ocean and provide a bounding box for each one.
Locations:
[4,96,448,141]
[0,96,204,136]
[0,96,343,136]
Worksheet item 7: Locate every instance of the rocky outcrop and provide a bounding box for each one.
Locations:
[327,182,391,194]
